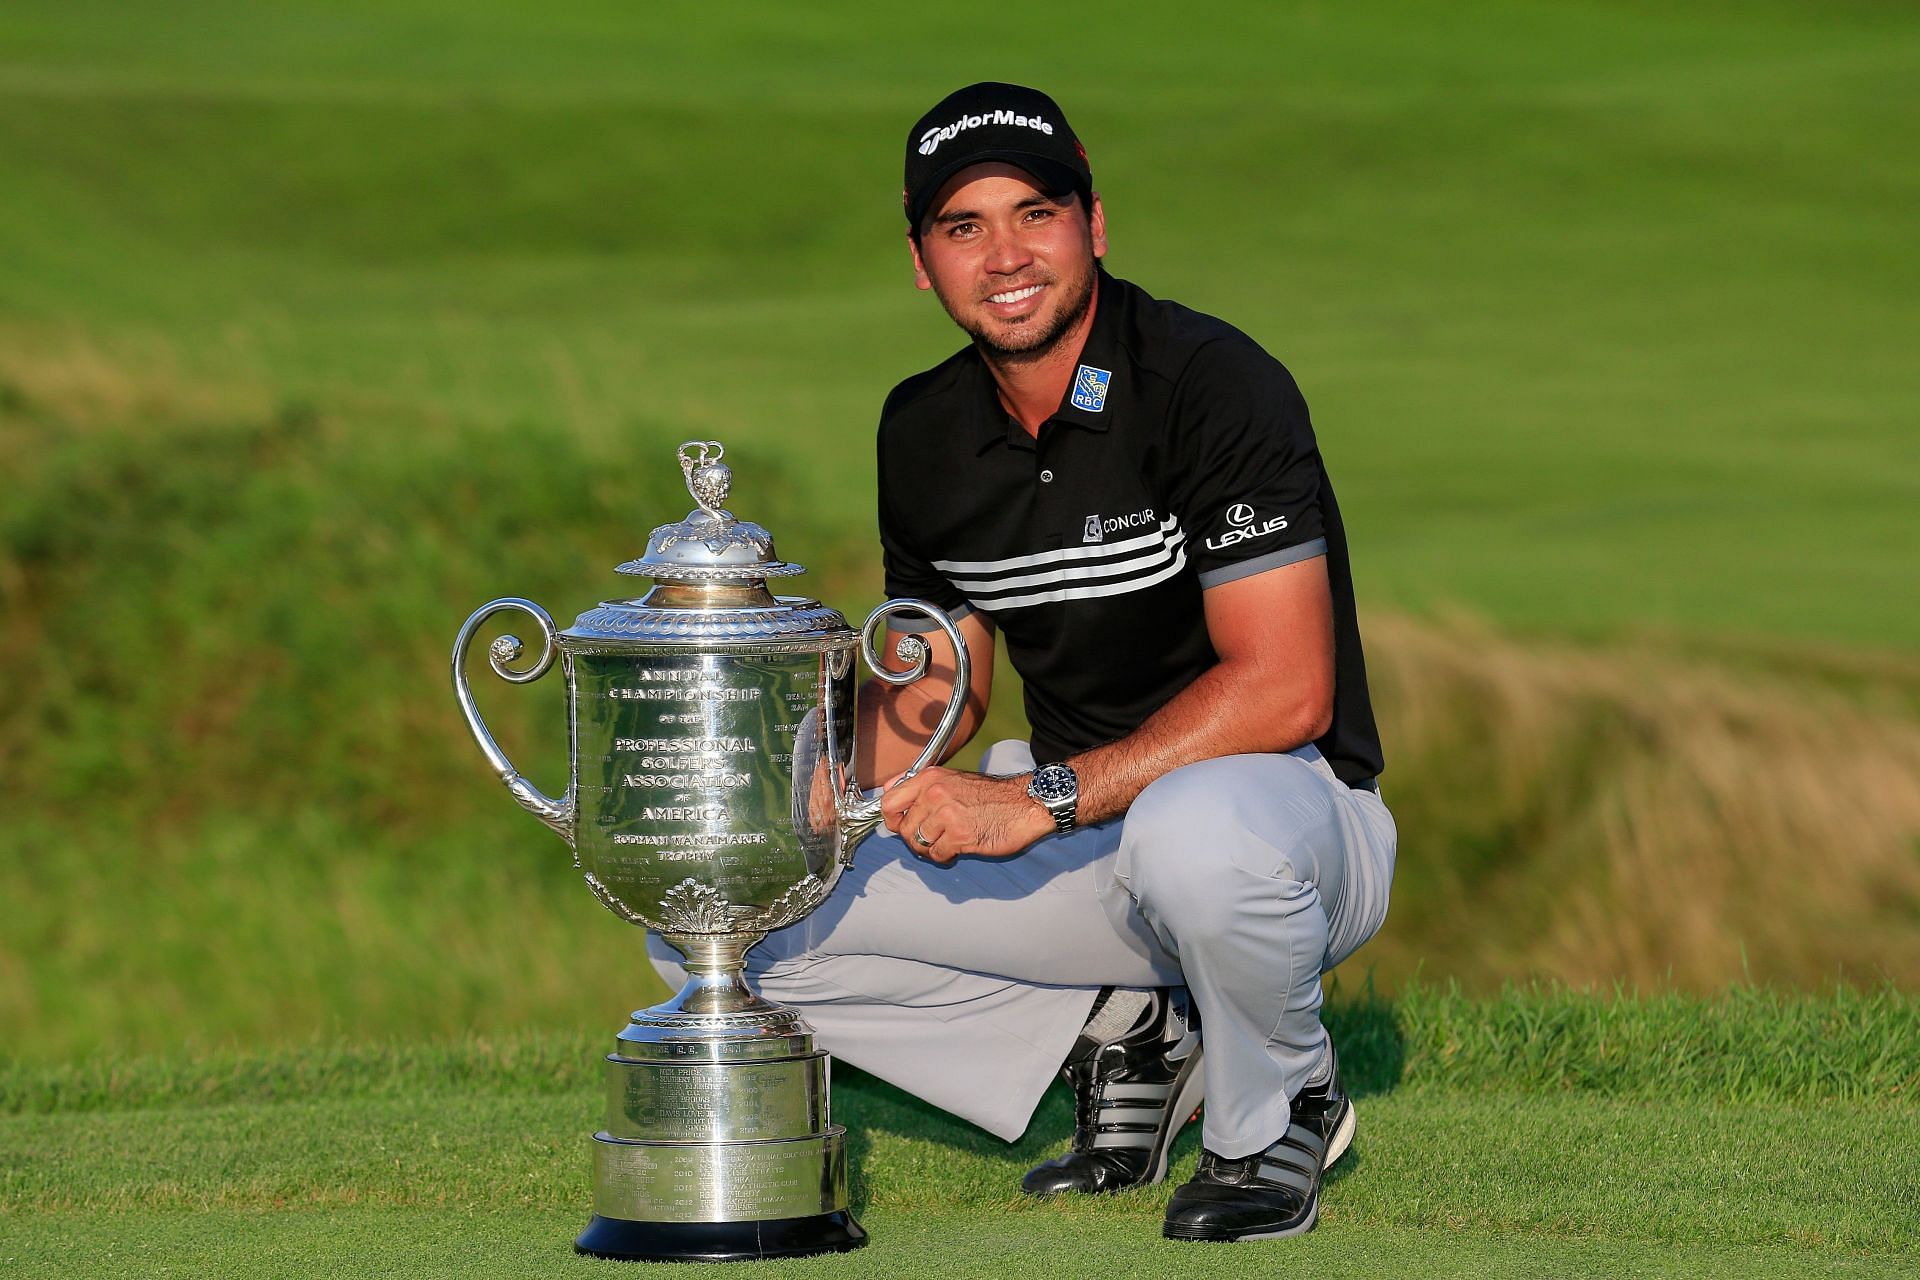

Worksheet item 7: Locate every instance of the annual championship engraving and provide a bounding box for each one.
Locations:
[452,441,969,1262]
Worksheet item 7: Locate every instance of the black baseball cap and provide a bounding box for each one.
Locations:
[902,82,1092,232]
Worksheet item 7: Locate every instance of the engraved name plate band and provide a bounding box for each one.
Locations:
[452,440,968,1262]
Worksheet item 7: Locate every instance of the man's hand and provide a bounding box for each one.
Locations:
[879,766,1054,864]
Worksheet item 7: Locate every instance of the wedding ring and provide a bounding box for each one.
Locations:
[913,826,933,848]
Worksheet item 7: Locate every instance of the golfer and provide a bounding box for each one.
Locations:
[658,81,1395,1242]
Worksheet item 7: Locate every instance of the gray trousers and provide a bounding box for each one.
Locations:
[648,742,1396,1159]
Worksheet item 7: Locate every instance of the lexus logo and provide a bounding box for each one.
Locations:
[1206,502,1288,552]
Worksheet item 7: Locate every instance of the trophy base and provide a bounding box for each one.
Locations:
[573,1209,868,1262]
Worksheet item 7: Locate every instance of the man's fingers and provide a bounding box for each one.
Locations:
[908,811,947,860]
[909,817,938,849]
[879,773,924,831]
[883,768,1012,862]
[880,767,957,832]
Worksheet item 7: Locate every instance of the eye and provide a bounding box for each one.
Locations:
[947,220,980,239]
[1024,207,1055,222]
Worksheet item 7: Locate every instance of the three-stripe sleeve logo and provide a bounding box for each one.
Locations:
[934,515,1187,612]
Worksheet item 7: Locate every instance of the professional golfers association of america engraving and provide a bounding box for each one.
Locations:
[452,440,968,1261]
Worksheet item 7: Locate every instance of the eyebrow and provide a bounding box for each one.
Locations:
[932,193,1068,226]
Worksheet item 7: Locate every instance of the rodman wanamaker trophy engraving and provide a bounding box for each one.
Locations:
[451,441,968,1262]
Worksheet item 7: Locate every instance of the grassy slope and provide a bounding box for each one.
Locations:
[5,419,1919,1061]
[3,1,1920,1058]
[0,0,1915,647]
[5,990,1918,1276]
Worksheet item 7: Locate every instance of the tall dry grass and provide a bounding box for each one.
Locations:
[1368,613,1920,989]
[0,327,272,432]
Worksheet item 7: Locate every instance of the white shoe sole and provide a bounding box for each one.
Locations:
[1325,1097,1356,1168]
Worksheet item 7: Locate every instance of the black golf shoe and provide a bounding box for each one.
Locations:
[1162,1046,1354,1241]
[1020,988,1204,1196]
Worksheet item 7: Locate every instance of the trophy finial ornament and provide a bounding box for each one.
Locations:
[616,441,798,582]
[678,439,732,520]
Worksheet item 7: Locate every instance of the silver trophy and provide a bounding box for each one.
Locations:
[451,441,967,1262]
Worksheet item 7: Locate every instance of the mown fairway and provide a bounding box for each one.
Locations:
[5,990,1917,1277]
[7,1086,1916,1279]
[2,2,1918,1275]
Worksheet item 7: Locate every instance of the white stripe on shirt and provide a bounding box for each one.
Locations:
[932,514,1181,577]
[950,531,1187,596]
[967,546,1190,612]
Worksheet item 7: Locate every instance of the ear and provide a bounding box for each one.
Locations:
[907,229,932,291]
[1088,192,1108,261]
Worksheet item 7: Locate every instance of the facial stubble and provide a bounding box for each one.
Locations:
[933,245,1098,367]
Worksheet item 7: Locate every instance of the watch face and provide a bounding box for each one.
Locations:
[1031,765,1077,802]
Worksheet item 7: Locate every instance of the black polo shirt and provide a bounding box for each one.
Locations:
[876,270,1383,786]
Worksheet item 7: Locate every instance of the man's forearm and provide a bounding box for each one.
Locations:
[856,676,970,787]
[854,612,997,788]
[1065,655,1332,827]
[1062,555,1337,827]
[874,561,1333,861]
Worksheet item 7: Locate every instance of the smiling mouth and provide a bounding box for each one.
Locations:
[986,284,1044,305]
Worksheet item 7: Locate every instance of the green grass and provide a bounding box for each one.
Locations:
[11,1211,1916,1280]
[3,0,1920,1058]
[9,983,1916,1115]
[2,15,1919,1272]
[3,7,1917,1272]
[4,991,1917,1275]
[0,0,1915,647]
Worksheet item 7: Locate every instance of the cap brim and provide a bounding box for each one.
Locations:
[908,151,1086,230]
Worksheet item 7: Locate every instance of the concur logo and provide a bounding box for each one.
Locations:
[1084,509,1155,543]
[1205,502,1286,551]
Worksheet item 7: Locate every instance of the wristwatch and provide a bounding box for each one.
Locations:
[1027,762,1080,834]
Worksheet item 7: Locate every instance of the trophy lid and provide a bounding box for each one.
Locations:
[615,441,808,585]
[561,440,853,648]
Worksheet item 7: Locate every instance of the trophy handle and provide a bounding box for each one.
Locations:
[839,599,971,853]
[452,597,576,846]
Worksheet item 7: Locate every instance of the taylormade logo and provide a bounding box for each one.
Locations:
[918,109,1056,156]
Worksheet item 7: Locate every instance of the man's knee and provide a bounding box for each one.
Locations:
[1117,755,1334,935]
[1118,760,1259,927]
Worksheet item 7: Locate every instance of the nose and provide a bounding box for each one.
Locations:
[984,225,1034,275]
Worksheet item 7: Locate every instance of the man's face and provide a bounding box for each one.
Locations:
[909,162,1107,363]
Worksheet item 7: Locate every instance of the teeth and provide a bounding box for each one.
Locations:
[988,285,1043,304]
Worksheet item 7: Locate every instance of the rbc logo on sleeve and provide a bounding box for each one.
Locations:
[1071,365,1112,412]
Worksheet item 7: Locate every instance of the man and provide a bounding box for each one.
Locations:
[654,82,1395,1242]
